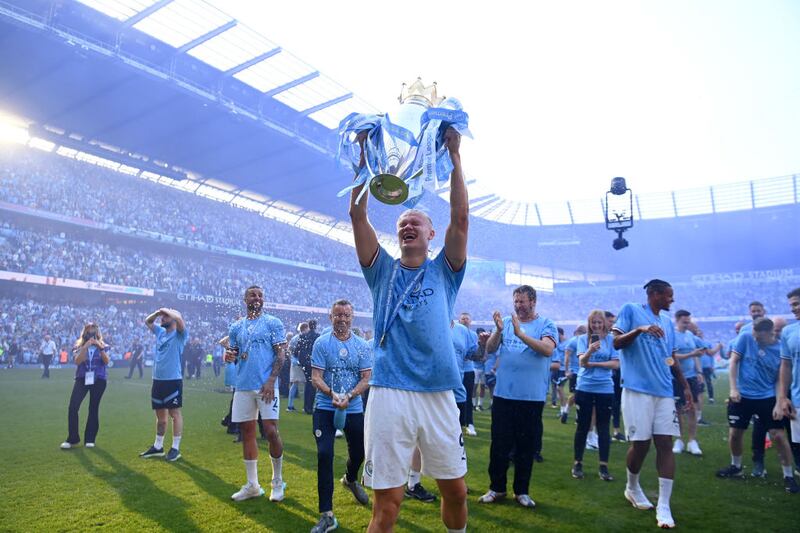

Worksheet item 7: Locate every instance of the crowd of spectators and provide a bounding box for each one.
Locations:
[0,223,374,311]
[0,146,360,272]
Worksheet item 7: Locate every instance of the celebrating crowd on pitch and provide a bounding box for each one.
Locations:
[47,130,800,533]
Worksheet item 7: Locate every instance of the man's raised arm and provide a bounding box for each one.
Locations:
[443,128,468,272]
[349,134,380,267]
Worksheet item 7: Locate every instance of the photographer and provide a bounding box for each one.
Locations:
[60,323,110,449]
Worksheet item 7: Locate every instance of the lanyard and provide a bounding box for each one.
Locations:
[242,316,260,353]
[379,260,428,347]
[86,346,96,372]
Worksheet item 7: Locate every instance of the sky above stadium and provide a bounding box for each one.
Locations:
[212,0,800,204]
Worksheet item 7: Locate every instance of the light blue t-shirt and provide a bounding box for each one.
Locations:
[553,341,566,368]
[700,339,715,369]
[311,332,372,414]
[564,335,580,373]
[576,333,619,394]
[451,322,478,403]
[228,313,287,392]
[674,329,700,379]
[224,361,237,387]
[362,247,465,392]
[780,322,800,406]
[462,327,477,373]
[492,316,558,402]
[152,324,189,381]
[613,303,676,398]
[732,332,781,399]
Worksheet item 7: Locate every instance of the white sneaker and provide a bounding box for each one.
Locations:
[686,440,702,456]
[60,442,74,449]
[85,443,95,448]
[624,487,654,510]
[270,479,286,502]
[466,425,477,436]
[231,483,264,501]
[335,429,344,438]
[656,506,676,528]
[478,490,506,503]
[672,439,685,454]
[515,494,536,508]
[586,432,599,450]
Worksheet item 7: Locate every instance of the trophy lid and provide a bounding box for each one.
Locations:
[399,78,444,106]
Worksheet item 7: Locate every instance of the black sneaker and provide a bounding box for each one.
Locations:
[697,419,711,427]
[340,475,369,505]
[613,432,627,442]
[716,465,744,478]
[139,446,165,458]
[310,513,338,533]
[784,476,800,494]
[599,465,614,481]
[405,483,436,502]
[533,452,544,463]
[571,463,584,479]
[165,448,181,462]
[751,461,767,478]
[560,412,568,424]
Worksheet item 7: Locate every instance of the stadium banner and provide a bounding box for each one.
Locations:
[690,268,797,284]
[0,200,108,229]
[173,291,372,318]
[0,270,154,296]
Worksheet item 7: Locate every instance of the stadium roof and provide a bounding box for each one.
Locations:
[0,0,797,232]
[76,0,375,130]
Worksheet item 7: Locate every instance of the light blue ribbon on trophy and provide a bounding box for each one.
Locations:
[336,96,471,206]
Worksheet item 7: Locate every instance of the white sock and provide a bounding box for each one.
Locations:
[732,455,742,468]
[626,469,641,491]
[171,436,181,451]
[447,528,466,533]
[154,435,165,449]
[657,478,673,509]
[244,459,259,486]
[270,454,283,482]
[408,470,421,490]
[560,406,567,414]
[477,397,483,407]
[696,411,702,422]
[783,465,794,477]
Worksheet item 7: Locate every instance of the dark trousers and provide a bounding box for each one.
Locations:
[313,409,365,513]
[702,368,714,400]
[66,378,107,444]
[574,390,613,463]
[304,377,315,414]
[753,411,800,466]
[41,354,52,378]
[213,359,222,377]
[488,396,543,495]
[127,357,143,378]
[612,369,622,429]
[462,371,475,426]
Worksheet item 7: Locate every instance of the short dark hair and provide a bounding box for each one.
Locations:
[557,327,564,336]
[513,285,537,302]
[308,319,318,330]
[644,279,671,295]
[604,311,615,319]
[749,301,764,308]
[752,317,774,333]
[788,287,800,300]
[476,327,486,335]
[331,299,353,312]
[245,285,262,294]
[674,309,691,320]
[460,312,471,317]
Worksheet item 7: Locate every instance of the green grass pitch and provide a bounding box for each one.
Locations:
[0,368,796,532]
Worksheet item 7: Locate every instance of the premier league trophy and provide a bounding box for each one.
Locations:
[337,78,471,207]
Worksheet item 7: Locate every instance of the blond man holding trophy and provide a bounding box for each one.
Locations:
[346,80,470,532]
